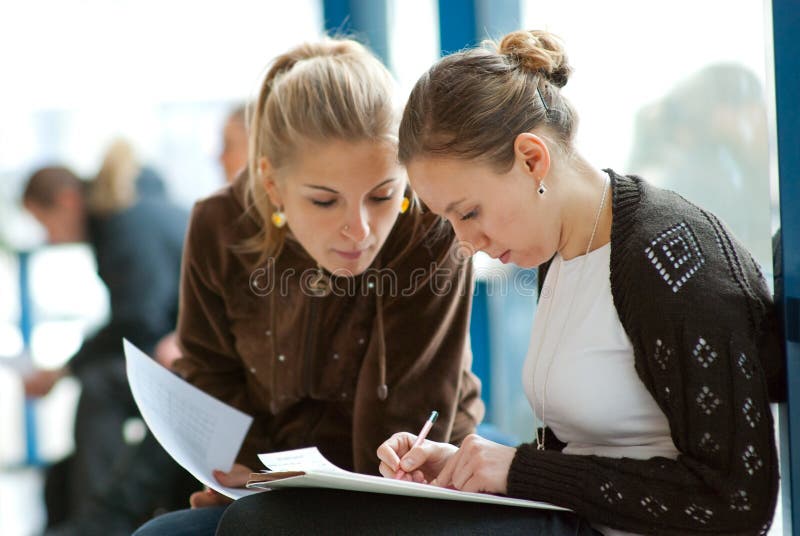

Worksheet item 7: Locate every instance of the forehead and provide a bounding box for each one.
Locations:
[286,139,399,189]
[406,157,487,213]
[224,119,247,137]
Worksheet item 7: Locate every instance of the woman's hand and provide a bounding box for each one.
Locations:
[377,432,457,483]
[23,367,68,397]
[189,463,252,508]
[431,434,516,494]
[154,331,182,370]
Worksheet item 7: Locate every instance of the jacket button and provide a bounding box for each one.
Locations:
[358,338,365,345]
[278,354,286,362]
[333,353,339,360]
[265,330,272,336]
[249,367,257,374]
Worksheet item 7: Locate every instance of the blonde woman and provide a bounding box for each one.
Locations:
[134,38,485,535]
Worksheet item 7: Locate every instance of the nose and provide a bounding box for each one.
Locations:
[341,205,370,243]
[451,221,488,255]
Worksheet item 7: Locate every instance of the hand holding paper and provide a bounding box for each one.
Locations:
[190,464,253,507]
[123,339,257,499]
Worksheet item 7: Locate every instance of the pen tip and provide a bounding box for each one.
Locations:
[430,410,439,422]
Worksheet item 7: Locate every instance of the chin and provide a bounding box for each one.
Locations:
[324,255,377,277]
[517,253,547,269]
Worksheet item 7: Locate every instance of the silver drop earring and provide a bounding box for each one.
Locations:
[538,181,548,196]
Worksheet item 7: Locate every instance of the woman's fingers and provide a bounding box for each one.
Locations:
[378,461,396,479]
[377,432,416,472]
[459,474,485,494]
[431,435,516,494]
[447,447,475,489]
[190,488,231,508]
[411,470,427,484]
[212,463,252,488]
[432,434,483,489]
[431,448,460,487]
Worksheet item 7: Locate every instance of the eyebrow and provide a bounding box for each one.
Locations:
[444,198,466,214]
[303,177,398,194]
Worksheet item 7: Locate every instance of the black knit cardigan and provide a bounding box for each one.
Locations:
[508,170,785,536]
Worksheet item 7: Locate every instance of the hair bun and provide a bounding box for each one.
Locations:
[497,30,571,88]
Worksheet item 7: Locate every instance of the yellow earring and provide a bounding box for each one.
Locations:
[400,197,410,214]
[271,209,287,228]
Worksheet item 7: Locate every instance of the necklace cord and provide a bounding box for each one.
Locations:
[533,174,610,451]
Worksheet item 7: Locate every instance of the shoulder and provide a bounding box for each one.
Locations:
[380,208,459,271]
[607,169,768,334]
[189,177,254,245]
[133,197,190,233]
[609,169,713,257]
[184,177,262,279]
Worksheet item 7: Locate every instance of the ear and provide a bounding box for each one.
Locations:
[513,133,551,182]
[258,156,284,208]
[58,188,84,212]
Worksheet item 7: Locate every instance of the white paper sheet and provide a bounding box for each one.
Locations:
[252,447,566,511]
[259,447,347,473]
[123,339,257,499]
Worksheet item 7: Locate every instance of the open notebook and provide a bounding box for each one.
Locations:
[124,339,562,510]
[247,447,565,511]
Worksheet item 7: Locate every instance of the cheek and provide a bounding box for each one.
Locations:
[369,203,401,242]
[484,202,526,243]
[285,205,334,247]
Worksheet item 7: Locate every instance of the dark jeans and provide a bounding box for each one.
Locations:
[134,505,227,536]
[134,489,601,535]
[44,357,201,536]
[45,358,139,525]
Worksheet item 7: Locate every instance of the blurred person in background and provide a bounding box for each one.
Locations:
[150,102,250,369]
[627,63,772,264]
[219,104,249,184]
[43,103,253,535]
[48,105,248,536]
[21,140,189,535]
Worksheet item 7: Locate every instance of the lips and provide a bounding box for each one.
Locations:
[333,249,364,260]
[499,250,511,264]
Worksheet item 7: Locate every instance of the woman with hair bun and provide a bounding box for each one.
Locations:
[374,30,783,535]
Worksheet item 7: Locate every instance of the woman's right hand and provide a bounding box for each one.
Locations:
[189,464,252,508]
[377,432,457,484]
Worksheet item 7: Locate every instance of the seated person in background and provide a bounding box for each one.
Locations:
[153,102,249,370]
[21,141,189,534]
[134,37,485,536]
[219,104,249,185]
[46,103,253,536]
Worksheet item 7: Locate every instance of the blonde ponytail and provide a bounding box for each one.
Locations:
[87,139,140,215]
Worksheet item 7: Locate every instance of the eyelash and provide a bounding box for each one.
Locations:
[311,195,394,208]
[460,208,479,221]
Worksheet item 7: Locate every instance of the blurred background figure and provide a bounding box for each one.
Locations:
[148,103,249,372]
[627,63,772,264]
[20,140,189,535]
[219,104,249,184]
[38,105,252,536]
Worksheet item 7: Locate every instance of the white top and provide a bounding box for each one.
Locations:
[522,243,679,536]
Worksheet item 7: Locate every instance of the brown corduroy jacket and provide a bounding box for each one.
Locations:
[174,174,484,473]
